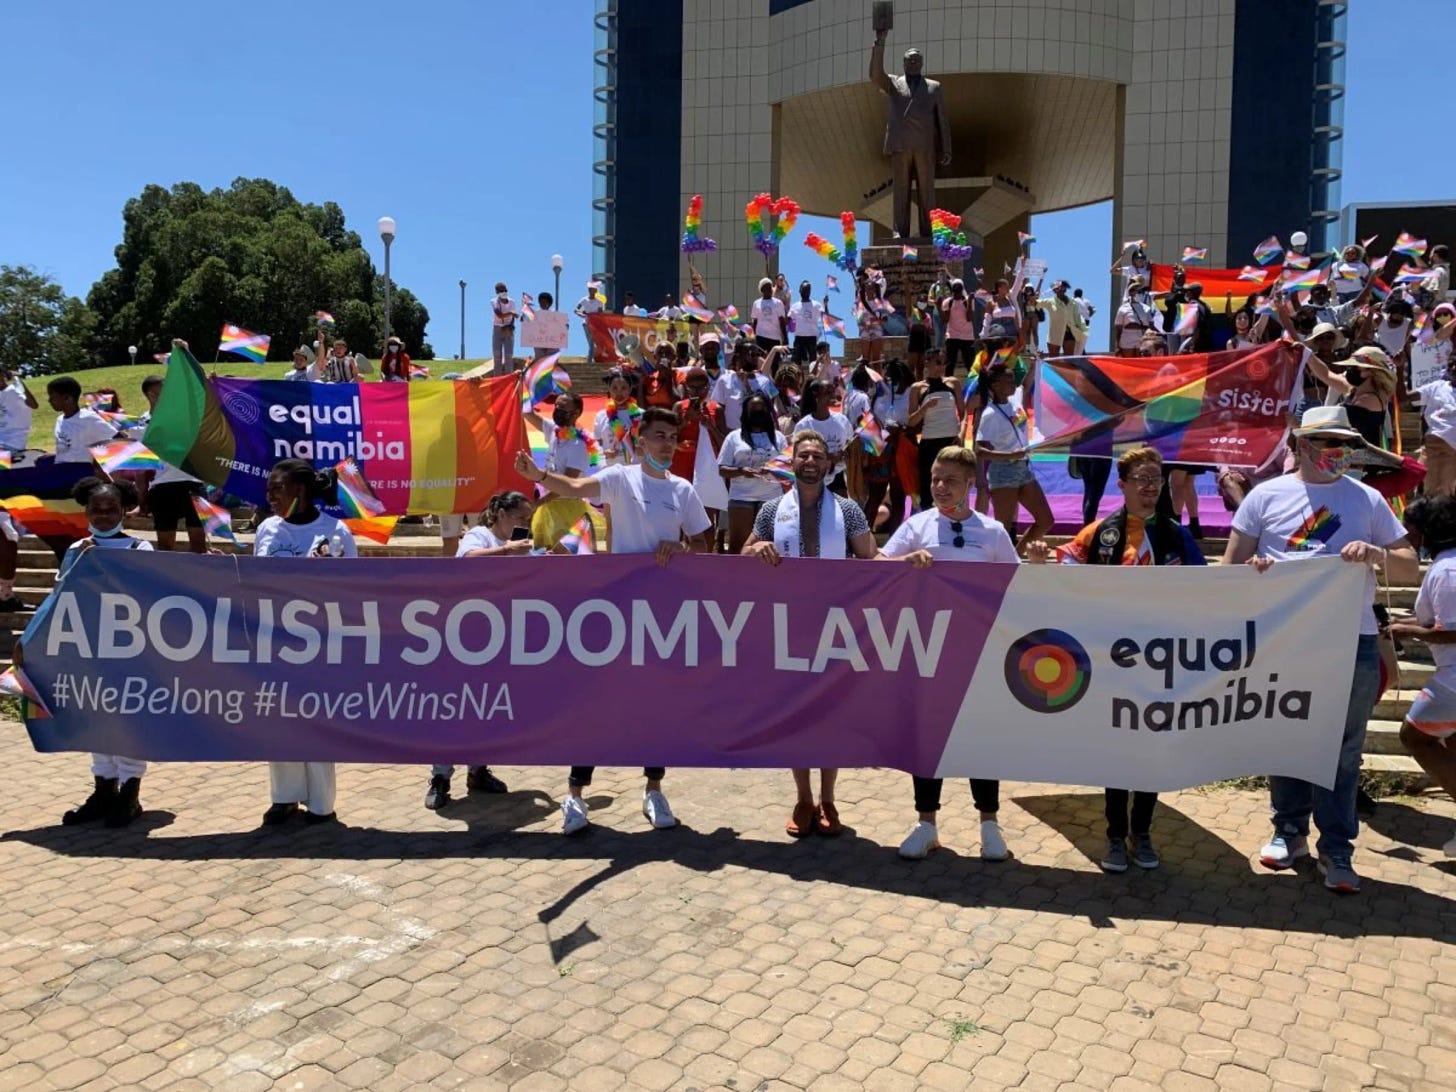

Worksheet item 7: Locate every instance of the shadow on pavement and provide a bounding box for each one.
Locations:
[7,788,1456,948]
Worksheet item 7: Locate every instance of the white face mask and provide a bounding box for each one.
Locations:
[88,523,122,538]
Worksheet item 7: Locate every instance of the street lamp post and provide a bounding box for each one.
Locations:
[459,280,467,360]
[551,254,564,308]
[127,345,137,367]
[378,216,397,343]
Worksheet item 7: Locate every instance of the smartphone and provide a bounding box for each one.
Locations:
[510,527,531,541]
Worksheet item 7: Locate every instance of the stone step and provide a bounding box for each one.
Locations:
[1365,719,1409,755]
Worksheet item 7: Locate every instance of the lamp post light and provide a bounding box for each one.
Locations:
[551,253,564,308]
[127,345,137,367]
[459,280,467,360]
[378,216,397,343]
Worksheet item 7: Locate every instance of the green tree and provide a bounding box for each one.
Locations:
[0,265,100,375]
[86,178,431,363]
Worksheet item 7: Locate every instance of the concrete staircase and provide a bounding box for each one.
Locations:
[5,522,1430,786]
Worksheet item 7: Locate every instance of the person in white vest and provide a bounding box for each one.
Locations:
[741,429,877,837]
[253,460,359,827]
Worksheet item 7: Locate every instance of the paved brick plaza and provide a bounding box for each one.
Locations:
[1,728,1454,1091]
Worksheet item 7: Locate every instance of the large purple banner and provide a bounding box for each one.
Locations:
[15,552,1364,790]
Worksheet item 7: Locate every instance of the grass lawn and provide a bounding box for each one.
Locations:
[20,358,559,451]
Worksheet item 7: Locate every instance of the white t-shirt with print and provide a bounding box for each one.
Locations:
[718,429,787,504]
[975,397,1030,455]
[1417,380,1456,446]
[752,297,786,341]
[1231,474,1406,634]
[595,464,711,556]
[547,431,591,476]
[0,381,32,452]
[788,299,823,339]
[883,508,1019,564]
[54,408,118,463]
[253,512,359,558]
[456,524,505,557]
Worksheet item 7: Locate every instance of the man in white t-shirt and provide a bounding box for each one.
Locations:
[0,366,38,454]
[1223,405,1418,894]
[515,406,712,836]
[47,376,118,463]
[877,444,1022,862]
[1415,353,1456,496]
[788,280,824,364]
[751,278,788,353]
[620,291,647,318]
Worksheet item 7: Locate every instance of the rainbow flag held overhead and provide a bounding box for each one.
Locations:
[1280,265,1327,291]
[89,440,165,473]
[520,353,569,410]
[1283,252,1311,270]
[218,323,270,364]
[313,311,336,327]
[1018,231,1036,247]
[901,244,918,261]
[558,514,596,555]
[1253,236,1283,265]
[1393,232,1428,257]
[681,294,715,322]
[143,345,530,518]
[1394,268,1431,286]
[1180,246,1208,264]
[520,294,536,322]
[333,458,388,518]
[1237,266,1266,282]
[190,495,237,545]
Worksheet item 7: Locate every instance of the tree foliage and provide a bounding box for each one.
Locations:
[86,178,432,364]
[0,265,100,376]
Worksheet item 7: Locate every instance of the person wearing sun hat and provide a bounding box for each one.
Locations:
[1223,404,1419,894]
[1299,339,1396,449]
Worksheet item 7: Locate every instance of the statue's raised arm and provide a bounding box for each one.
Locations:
[867,26,951,240]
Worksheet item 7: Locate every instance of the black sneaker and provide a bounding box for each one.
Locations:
[262,802,298,826]
[302,810,338,825]
[466,767,508,794]
[425,775,451,810]
[0,595,30,613]
[63,776,117,825]
[105,778,143,828]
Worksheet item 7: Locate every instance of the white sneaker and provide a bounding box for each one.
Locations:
[643,789,677,829]
[1444,832,1456,859]
[898,820,940,860]
[980,820,1009,861]
[561,795,589,835]
[1258,833,1309,870]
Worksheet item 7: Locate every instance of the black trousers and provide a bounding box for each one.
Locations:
[944,337,975,375]
[1073,457,1112,525]
[1105,789,1157,839]
[792,336,818,365]
[569,767,665,788]
[912,776,1000,815]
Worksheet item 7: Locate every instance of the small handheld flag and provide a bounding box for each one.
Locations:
[0,451,11,470]
[857,411,887,455]
[89,440,165,473]
[901,244,918,261]
[1393,232,1428,257]
[1252,236,1282,266]
[826,275,839,293]
[1237,266,1266,282]
[1180,246,1208,264]
[823,313,846,338]
[520,294,536,322]
[218,323,270,363]
[0,665,51,719]
[1018,231,1036,247]
[313,311,336,327]
[558,514,596,555]
[191,495,237,545]
[409,364,430,379]
[1174,303,1200,336]
[333,459,388,518]
[681,294,715,322]
[520,353,570,410]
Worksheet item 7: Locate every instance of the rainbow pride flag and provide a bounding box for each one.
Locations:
[144,345,530,517]
[901,244,918,261]
[219,324,270,364]
[0,665,50,719]
[190,495,237,545]
[0,452,11,471]
[313,311,336,327]
[1149,263,1280,309]
[89,440,165,473]
[334,459,387,517]
[1252,236,1282,265]
[1181,246,1208,264]
[520,353,569,410]
[1018,231,1036,247]
[824,314,846,337]
[1393,233,1428,257]
[558,514,596,555]
[681,294,715,322]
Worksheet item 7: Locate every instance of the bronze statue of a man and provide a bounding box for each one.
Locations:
[870,27,952,240]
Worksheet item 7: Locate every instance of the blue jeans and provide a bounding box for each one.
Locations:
[1268,634,1380,860]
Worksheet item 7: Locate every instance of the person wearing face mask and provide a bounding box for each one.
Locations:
[490,282,518,376]
[940,278,976,377]
[379,336,412,382]
[718,393,787,553]
[514,408,712,835]
[47,477,154,828]
[671,367,728,508]
[876,445,1022,862]
[1223,406,1419,894]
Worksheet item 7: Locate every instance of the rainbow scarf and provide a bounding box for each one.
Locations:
[555,426,601,467]
[604,399,643,451]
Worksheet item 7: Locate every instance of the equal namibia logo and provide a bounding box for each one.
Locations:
[1285,506,1341,551]
[1004,629,1092,714]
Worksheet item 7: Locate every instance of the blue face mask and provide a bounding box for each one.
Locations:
[88,523,122,538]
[644,453,673,473]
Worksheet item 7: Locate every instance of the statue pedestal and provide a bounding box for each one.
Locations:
[832,244,966,362]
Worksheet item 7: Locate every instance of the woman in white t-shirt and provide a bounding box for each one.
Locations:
[975,364,1053,555]
[718,394,787,552]
[593,371,642,466]
[876,445,1028,863]
[792,379,856,494]
[254,460,358,828]
[49,477,155,829]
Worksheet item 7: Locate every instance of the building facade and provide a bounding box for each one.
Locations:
[593,0,1345,314]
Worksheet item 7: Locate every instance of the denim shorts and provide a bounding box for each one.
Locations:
[987,457,1035,490]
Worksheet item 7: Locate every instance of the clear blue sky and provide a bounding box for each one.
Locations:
[2,0,1445,358]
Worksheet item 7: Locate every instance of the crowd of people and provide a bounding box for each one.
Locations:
[12,229,1456,899]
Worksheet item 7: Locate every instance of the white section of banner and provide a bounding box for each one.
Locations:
[935,558,1365,791]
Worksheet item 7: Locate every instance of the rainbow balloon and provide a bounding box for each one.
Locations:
[681,194,718,254]
[840,212,858,270]
[930,208,976,260]
[745,193,800,257]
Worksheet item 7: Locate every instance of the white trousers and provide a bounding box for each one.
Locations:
[91,754,146,780]
[269,762,337,814]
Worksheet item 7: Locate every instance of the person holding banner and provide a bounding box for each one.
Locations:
[51,478,154,828]
[878,445,1021,862]
[514,408,712,835]
[1224,406,1418,893]
[1052,446,1206,872]
[254,460,359,828]
[743,429,877,837]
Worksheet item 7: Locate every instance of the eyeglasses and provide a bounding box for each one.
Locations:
[1124,474,1163,487]
[950,520,965,549]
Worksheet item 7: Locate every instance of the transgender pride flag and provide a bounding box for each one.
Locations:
[218,323,271,363]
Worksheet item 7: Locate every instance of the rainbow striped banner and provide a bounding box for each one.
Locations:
[144,346,529,517]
